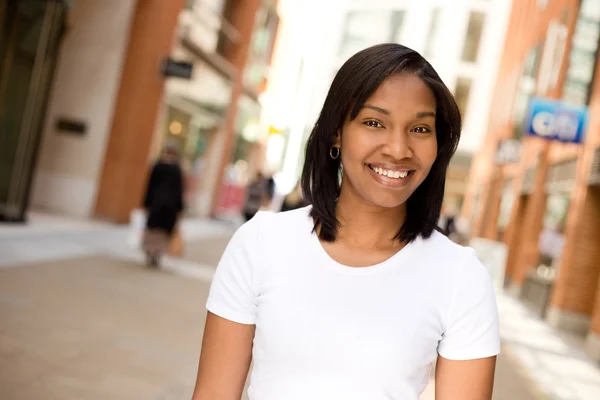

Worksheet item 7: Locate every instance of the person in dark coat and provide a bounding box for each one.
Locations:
[242,172,267,222]
[280,181,307,212]
[142,146,185,267]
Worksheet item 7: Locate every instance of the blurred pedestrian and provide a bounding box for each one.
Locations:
[443,214,456,237]
[242,172,267,222]
[142,145,184,267]
[280,181,307,212]
[265,175,276,203]
[192,44,499,400]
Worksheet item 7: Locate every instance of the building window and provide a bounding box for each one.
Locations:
[512,44,542,137]
[339,10,406,60]
[424,8,442,58]
[454,77,472,119]
[496,179,515,241]
[390,11,406,43]
[461,11,486,63]
[524,42,543,78]
[562,0,600,105]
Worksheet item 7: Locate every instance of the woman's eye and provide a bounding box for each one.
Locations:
[412,126,431,134]
[364,120,383,128]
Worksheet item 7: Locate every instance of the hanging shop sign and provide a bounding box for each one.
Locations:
[524,97,588,144]
[162,58,194,79]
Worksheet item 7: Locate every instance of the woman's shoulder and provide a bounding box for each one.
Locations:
[237,206,312,237]
[419,230,486,275]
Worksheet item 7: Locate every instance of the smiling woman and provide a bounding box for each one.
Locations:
[192,44,499,400]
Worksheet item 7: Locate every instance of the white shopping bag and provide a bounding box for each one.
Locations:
[128,209,147,249]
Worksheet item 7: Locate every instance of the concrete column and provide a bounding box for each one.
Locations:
[94,0,186,223]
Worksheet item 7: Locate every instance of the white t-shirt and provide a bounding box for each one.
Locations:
[206,207,500,400]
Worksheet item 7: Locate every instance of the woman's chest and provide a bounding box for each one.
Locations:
[253,269,446,375]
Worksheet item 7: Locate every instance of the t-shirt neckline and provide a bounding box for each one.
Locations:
[302,206,421,275]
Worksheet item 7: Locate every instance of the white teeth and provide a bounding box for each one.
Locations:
[371,166,410,179]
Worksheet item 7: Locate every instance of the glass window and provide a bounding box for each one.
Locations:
[537,193,570,278]
[424,8,442,58]
[511,44,542,137]
[462,11,486,62]
[562,0,600,105]
[497,180,515,241]
[390,11,405,43]
[339,10,405,59]
[0,0,66,221]
[524,42,543,78]
[512,89,531,138]
[454,77,472,119]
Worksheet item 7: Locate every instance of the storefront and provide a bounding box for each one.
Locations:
[0,0,68,222]
[521,159,575,317]
[496,178,515,241]
[160,52,233,216]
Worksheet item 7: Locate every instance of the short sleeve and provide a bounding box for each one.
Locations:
[205,213,264,325]
[437,249,500,360]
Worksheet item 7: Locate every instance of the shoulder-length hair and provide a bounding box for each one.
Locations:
[301,43,461,243]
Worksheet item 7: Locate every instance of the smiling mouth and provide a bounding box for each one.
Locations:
[367,164,414,179]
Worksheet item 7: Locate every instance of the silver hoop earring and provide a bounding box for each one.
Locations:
[329,146,340,159]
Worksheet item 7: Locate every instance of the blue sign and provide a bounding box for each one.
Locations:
[524,97,588,144]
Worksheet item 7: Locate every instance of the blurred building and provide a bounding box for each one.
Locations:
[464,0,600,360]
[0,0,278,223]
[261,0,511,203]
[257,0,346,194]
[153,0,279,219]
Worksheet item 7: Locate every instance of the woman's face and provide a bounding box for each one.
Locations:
[335,73,438,209]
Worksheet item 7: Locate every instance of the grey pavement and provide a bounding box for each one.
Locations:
[1,212,598,399]
[0,256,208,400]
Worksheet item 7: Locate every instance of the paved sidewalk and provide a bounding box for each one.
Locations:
[496,293,600,399]
[3,213,599,399]
[0,256,209,400]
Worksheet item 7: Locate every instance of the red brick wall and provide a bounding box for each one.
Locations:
[549,52,600,318]
[552,187,600,315]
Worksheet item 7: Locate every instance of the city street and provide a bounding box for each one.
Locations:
[0,214,598,399]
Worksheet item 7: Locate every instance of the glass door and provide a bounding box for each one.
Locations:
[0,0,67,222]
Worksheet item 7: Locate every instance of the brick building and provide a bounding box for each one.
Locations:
[1,0,278,223]
[463,0,600,359]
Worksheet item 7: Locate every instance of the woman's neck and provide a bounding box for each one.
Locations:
[335,187,406,250]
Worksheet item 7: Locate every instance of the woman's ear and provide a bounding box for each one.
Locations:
[333,129,341,148]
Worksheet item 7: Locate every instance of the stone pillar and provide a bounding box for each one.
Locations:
[94,0,186,223]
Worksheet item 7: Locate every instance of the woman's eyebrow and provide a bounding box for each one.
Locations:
[362,104,391,115]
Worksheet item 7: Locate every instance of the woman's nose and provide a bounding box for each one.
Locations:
[382,131,413,160]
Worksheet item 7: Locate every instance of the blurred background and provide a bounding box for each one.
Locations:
[1,0,600,399]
